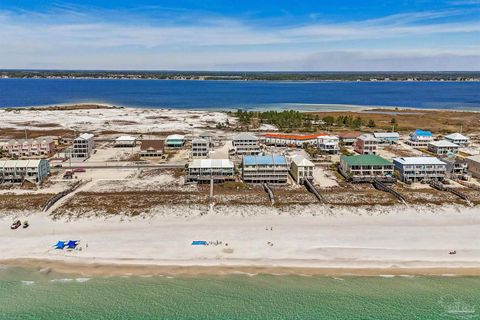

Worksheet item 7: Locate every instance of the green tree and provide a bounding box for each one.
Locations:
[351,117,363,129]
[322,115,335,126]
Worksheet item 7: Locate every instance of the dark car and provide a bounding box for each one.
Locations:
[10,220,21,230]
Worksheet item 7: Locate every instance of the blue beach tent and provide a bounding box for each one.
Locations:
[191,241,207,245]
[54,241,66,249]
[66,240,79,249]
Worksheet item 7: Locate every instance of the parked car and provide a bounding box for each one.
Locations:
[63,170,73,179]
[10,220,21,230]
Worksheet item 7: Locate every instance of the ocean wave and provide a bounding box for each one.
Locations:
[50,278,74,283]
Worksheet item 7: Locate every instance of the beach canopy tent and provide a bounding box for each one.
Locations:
[54,241,66,249]
[191,241,207,245]
[66,240,79,249]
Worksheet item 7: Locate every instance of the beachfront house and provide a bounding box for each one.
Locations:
[71,133,95,160]
[242,155,289,185]
[165,134,185,148]
[232,133,261,155]
[444,133,469,146]
[465,155,480,179]
[199,132,215,147]
[263,133,323,148]
[406,129,433,147]
[427,140,459,156]
[393,157,447,182]
[140,140,164,157]
[373,132,400,144]
[191,138,209,158]
[186,159,234,183]
[339,154,394,182]
[115,135,137,148]
[443,158,469,180]
[2,138,55,157]
[290,155,315,184]
[0,159,50,184]
[317,135,340,154]
[354,134,378,155]
[338,132,362,145]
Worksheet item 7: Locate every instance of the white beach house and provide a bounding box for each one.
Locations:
[393,157,447,182]
[186,159,234,183]
[290,155,315,184]
[444,133,469,146]
[71,133,95,160]
[115,135,137,147]
[191,138,209,158]
[427,140,459,156]
[232,133,261,155]
[317,135,340,154]
[373,132,400,144]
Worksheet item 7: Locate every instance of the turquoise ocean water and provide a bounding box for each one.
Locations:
[0,267,479,319]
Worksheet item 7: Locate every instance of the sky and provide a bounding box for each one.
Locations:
[0,0,479,71]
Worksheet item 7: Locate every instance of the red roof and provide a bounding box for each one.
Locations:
[263,133,327,140]
[140,140,165,151]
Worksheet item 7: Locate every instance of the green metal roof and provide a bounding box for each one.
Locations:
[341,154,392,166]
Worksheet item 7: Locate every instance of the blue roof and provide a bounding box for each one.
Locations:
[243,155,286,165]
[243,156,257,165]
[273,155,287,164]
[415,129,432,137]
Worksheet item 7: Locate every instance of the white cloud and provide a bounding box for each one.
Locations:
[0,8,479,70]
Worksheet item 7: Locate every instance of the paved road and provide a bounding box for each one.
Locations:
[50,163,187,170]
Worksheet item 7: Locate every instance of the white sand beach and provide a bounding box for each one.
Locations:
[0,106,233,134]
[2,204,480,276]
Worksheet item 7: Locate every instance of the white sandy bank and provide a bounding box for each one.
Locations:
[1,204,479,274]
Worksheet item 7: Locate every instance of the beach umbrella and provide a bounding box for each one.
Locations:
[66,240,79,249]
[54,241,66,249]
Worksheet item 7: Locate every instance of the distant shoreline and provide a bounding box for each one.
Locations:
[3,102,480,114]
[2,70,480,82]
[2,77,480,83]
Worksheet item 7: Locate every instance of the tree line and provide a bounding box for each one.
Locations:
[233,110,377,131]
